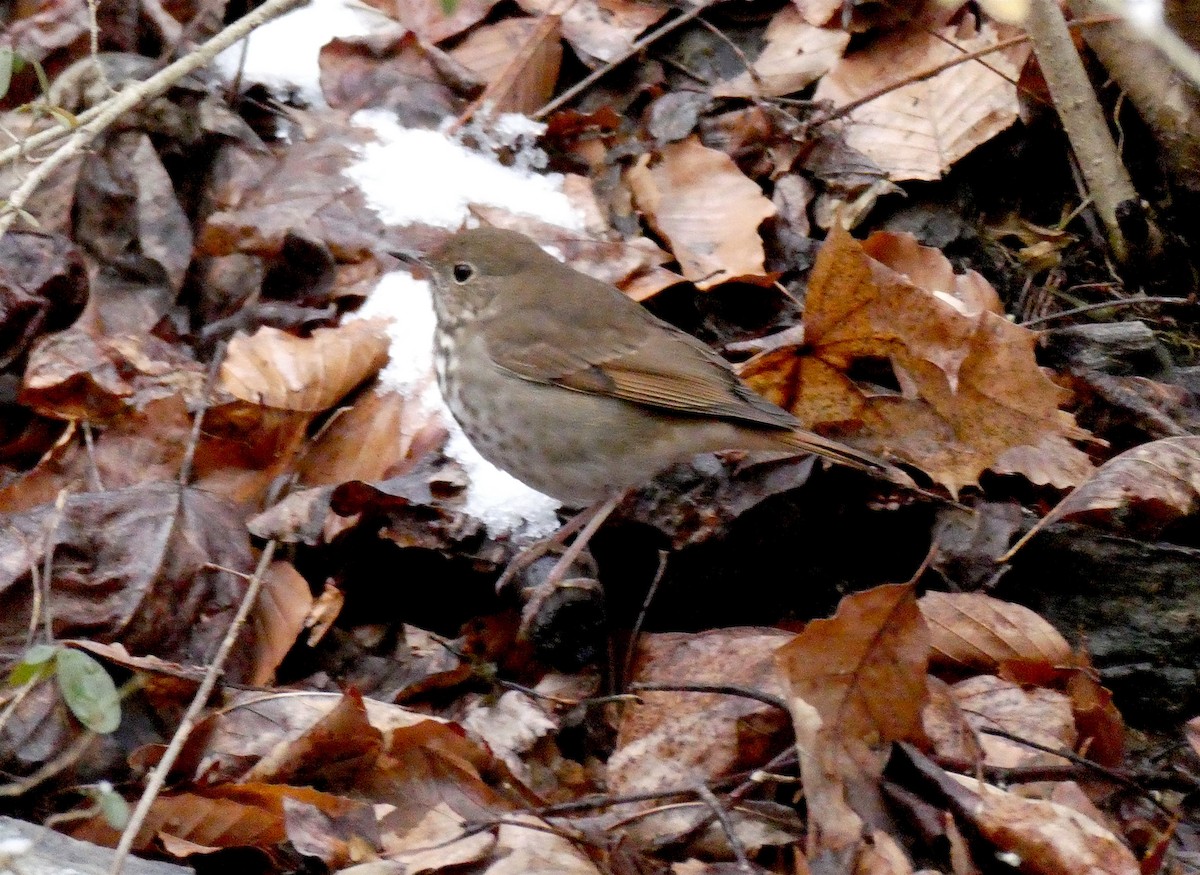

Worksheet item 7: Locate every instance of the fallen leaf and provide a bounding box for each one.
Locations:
[741,225,1093,494]
[713,7,849,98]
[514,0,664,63]
[776,583,930,862]
[220,319,391,412]
[920,591,1072,672]
[451,16,563,116]
[949,775,1139,875]
[814,20,1030,180]
[1006,436,1200,556]
[951,675,1076,769]
[609,628,793,842]
[627,137,776,289]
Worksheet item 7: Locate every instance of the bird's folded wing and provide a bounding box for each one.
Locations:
[484,299,797,430]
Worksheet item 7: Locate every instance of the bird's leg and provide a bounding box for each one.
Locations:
[503,494,622,639]
[495,496,612,593]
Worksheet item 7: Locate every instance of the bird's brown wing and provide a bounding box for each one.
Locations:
[481,273,797,430]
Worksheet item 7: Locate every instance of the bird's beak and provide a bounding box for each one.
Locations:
[390,248,431,280]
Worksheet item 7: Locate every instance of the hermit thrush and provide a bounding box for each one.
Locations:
[424,227,904,617]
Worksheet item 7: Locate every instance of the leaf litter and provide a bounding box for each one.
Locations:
[2,0,1200,871]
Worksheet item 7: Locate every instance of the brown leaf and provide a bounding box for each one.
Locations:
[626,137,776,289]
[73,130,193,334]
[451,16,563,116]
[0,483,254,676]
[386,0,500,43]
[919,591,1072,672]
[0,231,87,368]
[248,561,315,687]
[609,629,793,841]
[951,675,1076,769]
[319,29,472,124]
[813,20,1030,180]
[244,690,384,788]
[741,225,1093,494]
[295,387,408,487]
[220,319,390,412]
[0,397,193,513]
[948,775,1139,875]
[776,583,930,863]
[71,783,376,861]
[1010,436,1200,550]
[381,801,495,868]
[197,121,391,261]
[514,0,665,63]
[21,327,206,421]
[923,676,984,764]
[777,583,931,745]
[712,7,849,98]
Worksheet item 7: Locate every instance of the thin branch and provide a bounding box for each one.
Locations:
[1019,295,1194,327]
[534,0,719,119]
[0,0,309,237]
[628,681,788,712]
[107,539,278,875]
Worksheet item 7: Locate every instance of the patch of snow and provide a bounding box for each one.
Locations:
[212,0,382,106]
[345,110,582,231]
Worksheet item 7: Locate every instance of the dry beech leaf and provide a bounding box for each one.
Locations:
[515,0,664,63]
[813,20,1030,181]
[951,675,1076,769]
[71,783,375,860]
[923,675,984,764]
[296,387,407,487]
[793,0,843,25]
[451,16,563,116]
[221,319,390,412]
[0,483,253,676]
[1007,437,1200,557]
[248,561,315,687]
[776,583,929,862]
[713,7,849,98]
[627,137,776,289]
[484,815,604,875]
[21,327,206,421]
[382,801,495,868]
[741,226,1093,494]
[608,629,792,841]
[919,591,1072,672]
[949,775,1139,875]
[777,583,930,746]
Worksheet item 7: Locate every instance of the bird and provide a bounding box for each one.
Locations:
[422,226,905,606]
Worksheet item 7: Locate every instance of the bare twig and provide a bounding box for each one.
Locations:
[107,539,278,874]
[694,783,753,872]
[534,0,719,119]
[1019,294,1194,327]
[0,0,309,237]
[621,548,667,687]
[628,681,789,712]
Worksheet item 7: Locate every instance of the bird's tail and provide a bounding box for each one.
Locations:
[782,428,914,487]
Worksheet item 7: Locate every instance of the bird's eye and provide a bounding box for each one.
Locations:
[452,263,475,283]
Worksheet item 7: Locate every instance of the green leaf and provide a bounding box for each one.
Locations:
[8,644,60,686]
[0,48,14,102]
[55,649,121,734]
[96,787,130,829]
[439,0,458,15]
